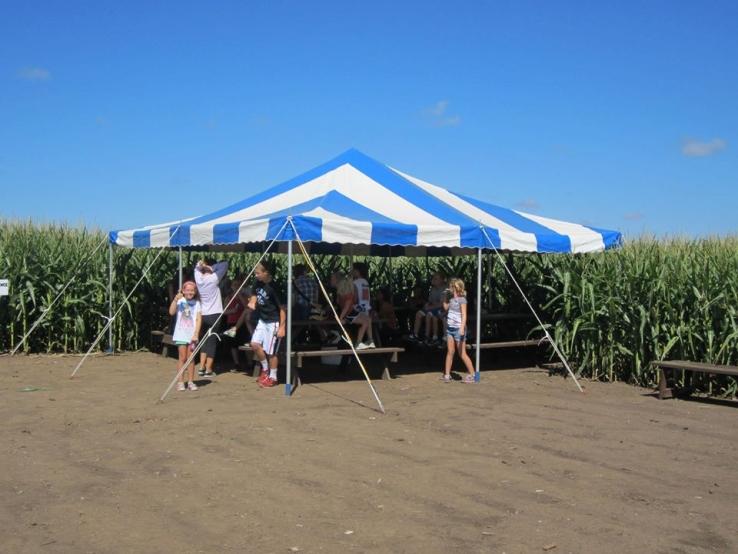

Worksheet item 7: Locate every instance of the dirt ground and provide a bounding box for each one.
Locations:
[1,351,737,554]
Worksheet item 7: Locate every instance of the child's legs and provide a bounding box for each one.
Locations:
[424,312,433,336]
[177,345,188,382]
[444,336,456,374]
[354,314,369,343]
[457,340,475,374]
[431,316,439,338]
[185,352,196,382]
[413,311,424,335]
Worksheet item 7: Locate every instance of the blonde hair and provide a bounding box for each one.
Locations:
[333,272,354,297]
[449,278,466,297]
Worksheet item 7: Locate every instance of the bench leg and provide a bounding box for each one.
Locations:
[161,345,169,358]
[658,368,673,399]
[382,364,392,380]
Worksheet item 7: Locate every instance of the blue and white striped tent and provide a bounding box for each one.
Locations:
[110,148,621,254]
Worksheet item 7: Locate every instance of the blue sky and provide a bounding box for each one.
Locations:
[1,1,736,238]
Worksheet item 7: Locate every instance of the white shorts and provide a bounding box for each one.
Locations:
[251,320,281,356]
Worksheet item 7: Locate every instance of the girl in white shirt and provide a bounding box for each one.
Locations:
[442,278,476,383]
[169,281,202,391]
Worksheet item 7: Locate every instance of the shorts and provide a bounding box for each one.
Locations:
[427,308,443,318]
[175,340,190,346]
[250,320,281,356]
[446,326,468,343]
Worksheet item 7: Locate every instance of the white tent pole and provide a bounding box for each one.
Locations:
[108,243,114,353]
[178,247,183,289]
[285,237,294,396]
[480,227,584,392]
[10,234,109,356]
[475,247,482,382]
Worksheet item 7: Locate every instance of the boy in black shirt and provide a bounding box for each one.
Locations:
[248,261,286,388]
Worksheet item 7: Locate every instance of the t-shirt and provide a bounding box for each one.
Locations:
[253,280,283,323]
[353,278,371,312]
[446,296,467,328]
[172,299,201,343]
[194,261,228,316]
[428,286,444,307]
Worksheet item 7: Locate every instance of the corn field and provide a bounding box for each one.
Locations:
[1,221,736,395]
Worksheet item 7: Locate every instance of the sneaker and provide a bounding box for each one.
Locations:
[204,371,216,378]
[259,376,278,388]
[177,382,186,392]
[197,367,206,377]
[256,369,268,382]
[440,374,451,383]
[365,340,376,349]
[356,342,371,350]
[463,374,477,384]
[223,327,237,338]
[187,381,199,391]
[407,334,419,342]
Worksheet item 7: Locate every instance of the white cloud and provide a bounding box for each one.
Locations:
[515,198,540,211]
[681,137,726,157]
[425,100,461,127]
[18,67,51,81]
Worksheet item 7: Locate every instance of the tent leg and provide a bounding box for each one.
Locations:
[178,247,183,289]
[107,243,114,354]
[285,239,293,396]
[475,248,482,382]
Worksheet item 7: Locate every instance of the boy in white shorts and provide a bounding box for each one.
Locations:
[249,261,286,388]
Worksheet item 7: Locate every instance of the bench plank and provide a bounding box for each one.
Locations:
[652,360,738,377]
[653,359,738,399]
[467,339,543,350]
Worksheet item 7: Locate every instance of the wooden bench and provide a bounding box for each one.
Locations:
[290,346,404,386]
[151,330,176,357]
[467,338,546,350]
[653,360,738,399]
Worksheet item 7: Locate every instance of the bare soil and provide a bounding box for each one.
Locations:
[1,352,737,554]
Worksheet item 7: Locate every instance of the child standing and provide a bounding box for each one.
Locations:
[169,281,202,391]
[249,261,286,388]
[347,262,375,349]
[442,278,476,383]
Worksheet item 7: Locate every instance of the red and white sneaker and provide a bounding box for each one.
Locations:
[256,369,268,382]
[259,375,278,388]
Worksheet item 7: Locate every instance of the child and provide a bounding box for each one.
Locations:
[373,287,400,345]
[410,273,446,344]
[249,261,286,388]
[442,278,476,383]
[342,263,375,349]
[168,281,202,391]
[194,258,229,378]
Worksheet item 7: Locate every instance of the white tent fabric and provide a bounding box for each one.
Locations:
[110,149,621,253]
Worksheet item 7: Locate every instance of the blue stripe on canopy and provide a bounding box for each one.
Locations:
[454,192,572,253]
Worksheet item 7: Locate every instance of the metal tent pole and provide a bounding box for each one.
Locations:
[475,247,482,382]
[108,243,114,353]
[285,239,294,395]
[178,247,183,289]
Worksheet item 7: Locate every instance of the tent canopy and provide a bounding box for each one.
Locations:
[110,149,621,254]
